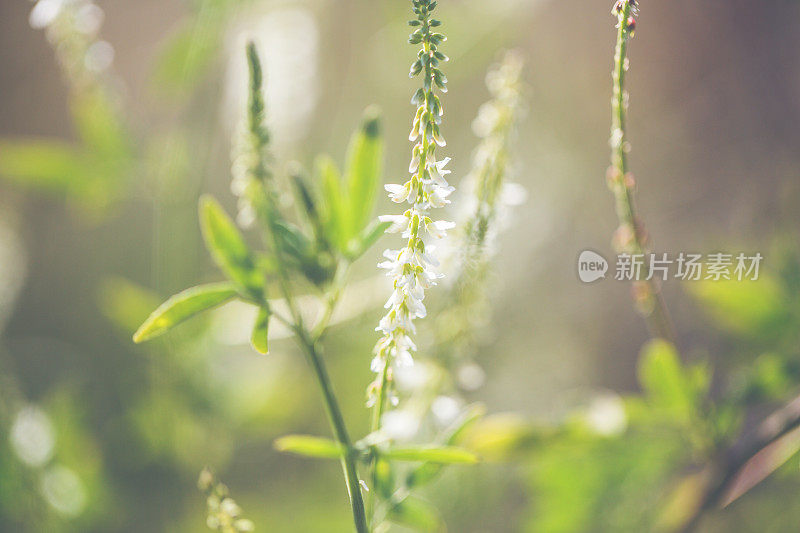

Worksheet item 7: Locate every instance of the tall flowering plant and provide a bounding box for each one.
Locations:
[133,5,483,526]
[369,0,455,424]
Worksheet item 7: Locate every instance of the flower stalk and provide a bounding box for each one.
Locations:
[442,51,525,355]
[608,0,675,343]
[236,42,369,533]
[369,0,454,425]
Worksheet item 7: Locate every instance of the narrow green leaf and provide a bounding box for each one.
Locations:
[407,461,443,489]
[251,306,270,354]
[290,167,320,223]
[317,156,348,251]
[638,339,705,421]
[383,446,479,464]
[721,425,800,507]
[443,403,487,445]
[346,219,391,260]
[199,195,263,299]
[273,220,313,260]
[0,139,87,193]
[388,497,444,532]
[274,435,344,460]
[132,282,238,343]
[407,404,486,487]
[345,106,384,236]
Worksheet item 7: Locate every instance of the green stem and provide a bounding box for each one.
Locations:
[297,329,369,533]
[609,3,676,344]
[680,395,800,532]
[311,262,350,343]
[243,40,366,532]
[264,221,366,531]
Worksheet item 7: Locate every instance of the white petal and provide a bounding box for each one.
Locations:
[385,183,410,203]
[370,355,385,373]
[379,214,409,234]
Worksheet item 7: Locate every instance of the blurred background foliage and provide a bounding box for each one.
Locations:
[1,0,800,531]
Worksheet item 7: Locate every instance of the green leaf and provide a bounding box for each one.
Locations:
[638,339,707,422]
[0,139,87,193]
[346,219,391,260]
[443,403,487,445]
[689,277,789,339]
[273,220,313,261]
[345,106,384,236]
[383,446,479,464]
[744,353,796,401]
[199,195,263,299]
[132,282,238,343]
[251,306,270,354]
[317,156,348,251]
[274,435,344,460]
[407,404,486,487]
[720,424,800,507]
[290,167,320,225]
[388,497,444,532]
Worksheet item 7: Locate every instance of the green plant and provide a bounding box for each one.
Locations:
[368,0,454,437]
[133,9,487,525]
[607,0,674,342]
[135,40,384,532]
[522,4,800,531]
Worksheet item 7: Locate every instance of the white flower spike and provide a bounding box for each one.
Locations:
[369,0,453,411]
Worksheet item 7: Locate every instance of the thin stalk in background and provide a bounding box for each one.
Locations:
[608,0,675,343]
[436,50,525,362]
[608,5,800,530]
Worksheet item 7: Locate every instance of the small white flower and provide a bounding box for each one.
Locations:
[409,149,421,173]
[609,127,624,148]
[421,246,440,267]
[385,183,410,203]
[425,219,455,239]
[379,214,410,234]
[429,157,452,187]
[428,184,454,208]
[370,354,385,373]
[407,296,426,319]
